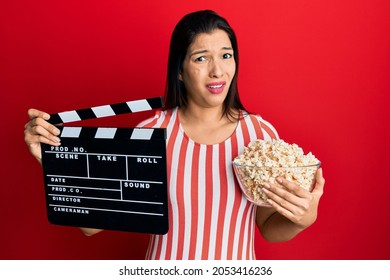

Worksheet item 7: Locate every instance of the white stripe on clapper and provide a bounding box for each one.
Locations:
[61,127,82,138]
[130,128,154,140]
[95,128,117,139]
[92,105,116,118]
[126,99,152,112]
[58,110,81,123]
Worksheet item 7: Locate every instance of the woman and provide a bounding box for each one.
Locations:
[24,10,325,260]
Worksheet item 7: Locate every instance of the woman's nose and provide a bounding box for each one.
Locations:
[209,59,223,78]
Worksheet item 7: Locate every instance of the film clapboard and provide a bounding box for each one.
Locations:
[41,97,168,234]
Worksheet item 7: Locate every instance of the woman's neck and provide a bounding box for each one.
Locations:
[178,104,239,145]
[179,104,226,125]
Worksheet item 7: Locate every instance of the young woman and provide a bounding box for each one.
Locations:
[24,10,325,260]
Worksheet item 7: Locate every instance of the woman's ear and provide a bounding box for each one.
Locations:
[178,72,183,81]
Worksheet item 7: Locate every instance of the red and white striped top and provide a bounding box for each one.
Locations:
[138,107,279,260]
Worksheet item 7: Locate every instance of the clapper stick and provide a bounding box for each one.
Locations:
[48,96,163,125]
[41,96,169,234]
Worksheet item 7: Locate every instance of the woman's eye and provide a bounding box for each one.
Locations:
[223,53,233,59]
[195,56,206,62]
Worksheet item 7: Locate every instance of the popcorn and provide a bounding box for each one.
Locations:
[233,139,320,205]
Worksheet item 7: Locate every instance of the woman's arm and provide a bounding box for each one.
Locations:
[256,168,325,242]
[80,228,104,236]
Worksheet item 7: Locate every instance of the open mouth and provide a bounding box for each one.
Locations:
[207,82,226,94]
[208,84,223,89]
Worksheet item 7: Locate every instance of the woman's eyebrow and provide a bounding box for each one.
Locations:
[189,49,208,57]
[189,47,233,58]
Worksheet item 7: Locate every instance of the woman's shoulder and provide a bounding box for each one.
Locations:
[241,110,279,139]
[137,108,177,128]
[242,111,274,126]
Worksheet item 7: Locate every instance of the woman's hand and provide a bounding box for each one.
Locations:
[261,168,325,229]
[24,108,61,163]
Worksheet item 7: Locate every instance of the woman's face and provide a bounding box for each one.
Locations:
[179,29,236,110]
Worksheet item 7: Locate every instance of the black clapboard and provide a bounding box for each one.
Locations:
[41,97,168,234]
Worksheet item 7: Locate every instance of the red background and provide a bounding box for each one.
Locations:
[1,0,389,260]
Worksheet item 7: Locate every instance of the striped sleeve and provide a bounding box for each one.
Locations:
[136,110,173,129]
[136,110,161,128]
[253,114,279,140]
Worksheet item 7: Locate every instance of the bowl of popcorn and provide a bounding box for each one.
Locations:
[233,139,321,207]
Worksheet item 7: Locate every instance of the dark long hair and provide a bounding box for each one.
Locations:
[164,10,246,120]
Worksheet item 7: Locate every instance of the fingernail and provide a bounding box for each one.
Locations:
[54,137,61,143]
[276,177,283,184]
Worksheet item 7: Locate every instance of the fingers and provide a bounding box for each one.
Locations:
[24,108,61,148]
[261,173,324,228]
[25,134,59,149]
[265,177,311,200]
[261,187,299,221]
[26,108,60,135]
[27,108,51,121]
[26,121,61,145]
[313,168,325,192]
[24,108,62,163]
[262,179,310,218]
